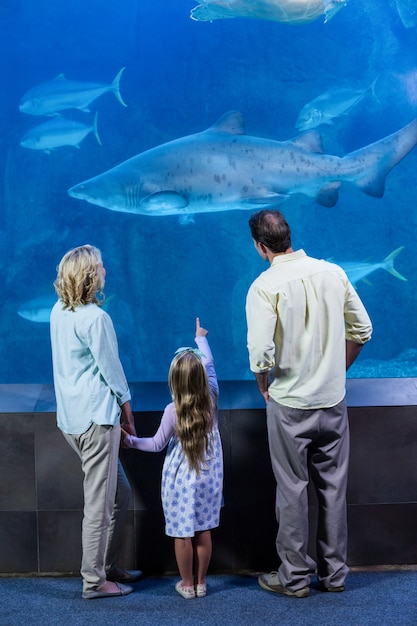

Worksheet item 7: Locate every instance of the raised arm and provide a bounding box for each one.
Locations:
[195,317,219,400]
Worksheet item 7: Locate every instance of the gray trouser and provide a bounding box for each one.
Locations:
[63,422,131,592]
[266,397,350,591]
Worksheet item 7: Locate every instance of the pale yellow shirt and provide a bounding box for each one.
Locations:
[246,249,372,409]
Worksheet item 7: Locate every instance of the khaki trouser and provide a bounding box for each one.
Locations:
[63,422,130,592]
[266,397,350,591]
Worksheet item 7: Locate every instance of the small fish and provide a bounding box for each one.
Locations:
[19,68,127,116]
[295,78,378,131]
[20,112,101,152]
[334,247,407,287]
[191,0,349,25]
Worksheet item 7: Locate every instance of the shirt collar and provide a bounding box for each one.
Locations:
[271,249,306,266]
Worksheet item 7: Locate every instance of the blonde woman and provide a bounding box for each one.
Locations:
[123,318,223,599]
[50,244,140,600]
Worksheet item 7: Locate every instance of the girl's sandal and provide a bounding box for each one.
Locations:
[175,581,196,599]
[196,583,207,597]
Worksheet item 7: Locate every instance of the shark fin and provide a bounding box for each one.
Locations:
[289,131,324,153]
[207,111,246,135]
[142,191,188,210]
[355,176,385,198]
[243,193,288,207]
[179,214,195,225]
[316,182,341,207]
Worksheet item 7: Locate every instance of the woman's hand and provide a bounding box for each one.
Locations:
[120,401,137,436]
[120,427,131,448]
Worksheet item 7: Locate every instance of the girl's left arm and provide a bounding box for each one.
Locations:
[123,404,176,452]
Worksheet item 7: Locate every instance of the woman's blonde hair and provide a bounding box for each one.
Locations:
[168,350,213,474]
[54,244,105,311]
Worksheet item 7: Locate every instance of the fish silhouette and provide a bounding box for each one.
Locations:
[19,68,126,116]
[17,295,56,323]
[18,293,115,323]
[67,111,417,218]
[295,78,378,131]
[20,112,101,152]
[334,247,407,287]
[190,0,349,25]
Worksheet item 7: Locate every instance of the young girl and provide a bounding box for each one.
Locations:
[123,318,223,599]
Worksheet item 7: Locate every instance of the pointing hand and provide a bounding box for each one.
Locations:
[195,317,208,337]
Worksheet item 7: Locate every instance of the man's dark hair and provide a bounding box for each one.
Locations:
[249,210,292,253]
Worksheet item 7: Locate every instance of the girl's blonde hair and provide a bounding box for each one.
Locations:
[54,244,105,311]
[168,350,213,474]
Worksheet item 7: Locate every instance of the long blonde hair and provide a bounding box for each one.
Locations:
[54,244,105,311]
[168,350,213,474]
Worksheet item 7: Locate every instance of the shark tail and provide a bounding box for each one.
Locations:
[346,118,417,198]
[112,67,127,108]
[384,246,407,281]
[92,111,102,146]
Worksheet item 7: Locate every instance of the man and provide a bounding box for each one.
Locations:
[246,210,372,598]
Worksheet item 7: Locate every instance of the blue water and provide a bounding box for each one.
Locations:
[1,0,417,383]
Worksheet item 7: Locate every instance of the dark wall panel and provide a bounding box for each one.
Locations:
[1,394,417,574]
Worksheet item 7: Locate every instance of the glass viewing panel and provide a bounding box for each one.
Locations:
[1,0,417,383]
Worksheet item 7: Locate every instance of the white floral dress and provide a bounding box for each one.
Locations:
[125,336,224,537]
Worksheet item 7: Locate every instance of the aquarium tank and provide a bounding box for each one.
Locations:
[1,0,417,384]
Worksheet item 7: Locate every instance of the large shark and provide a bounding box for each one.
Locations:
[68,111,417,218]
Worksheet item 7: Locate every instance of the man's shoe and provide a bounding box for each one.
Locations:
[258,572,309,598]
[319,584,345,593]
[82,582,133,600]
[107,567,143,583]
